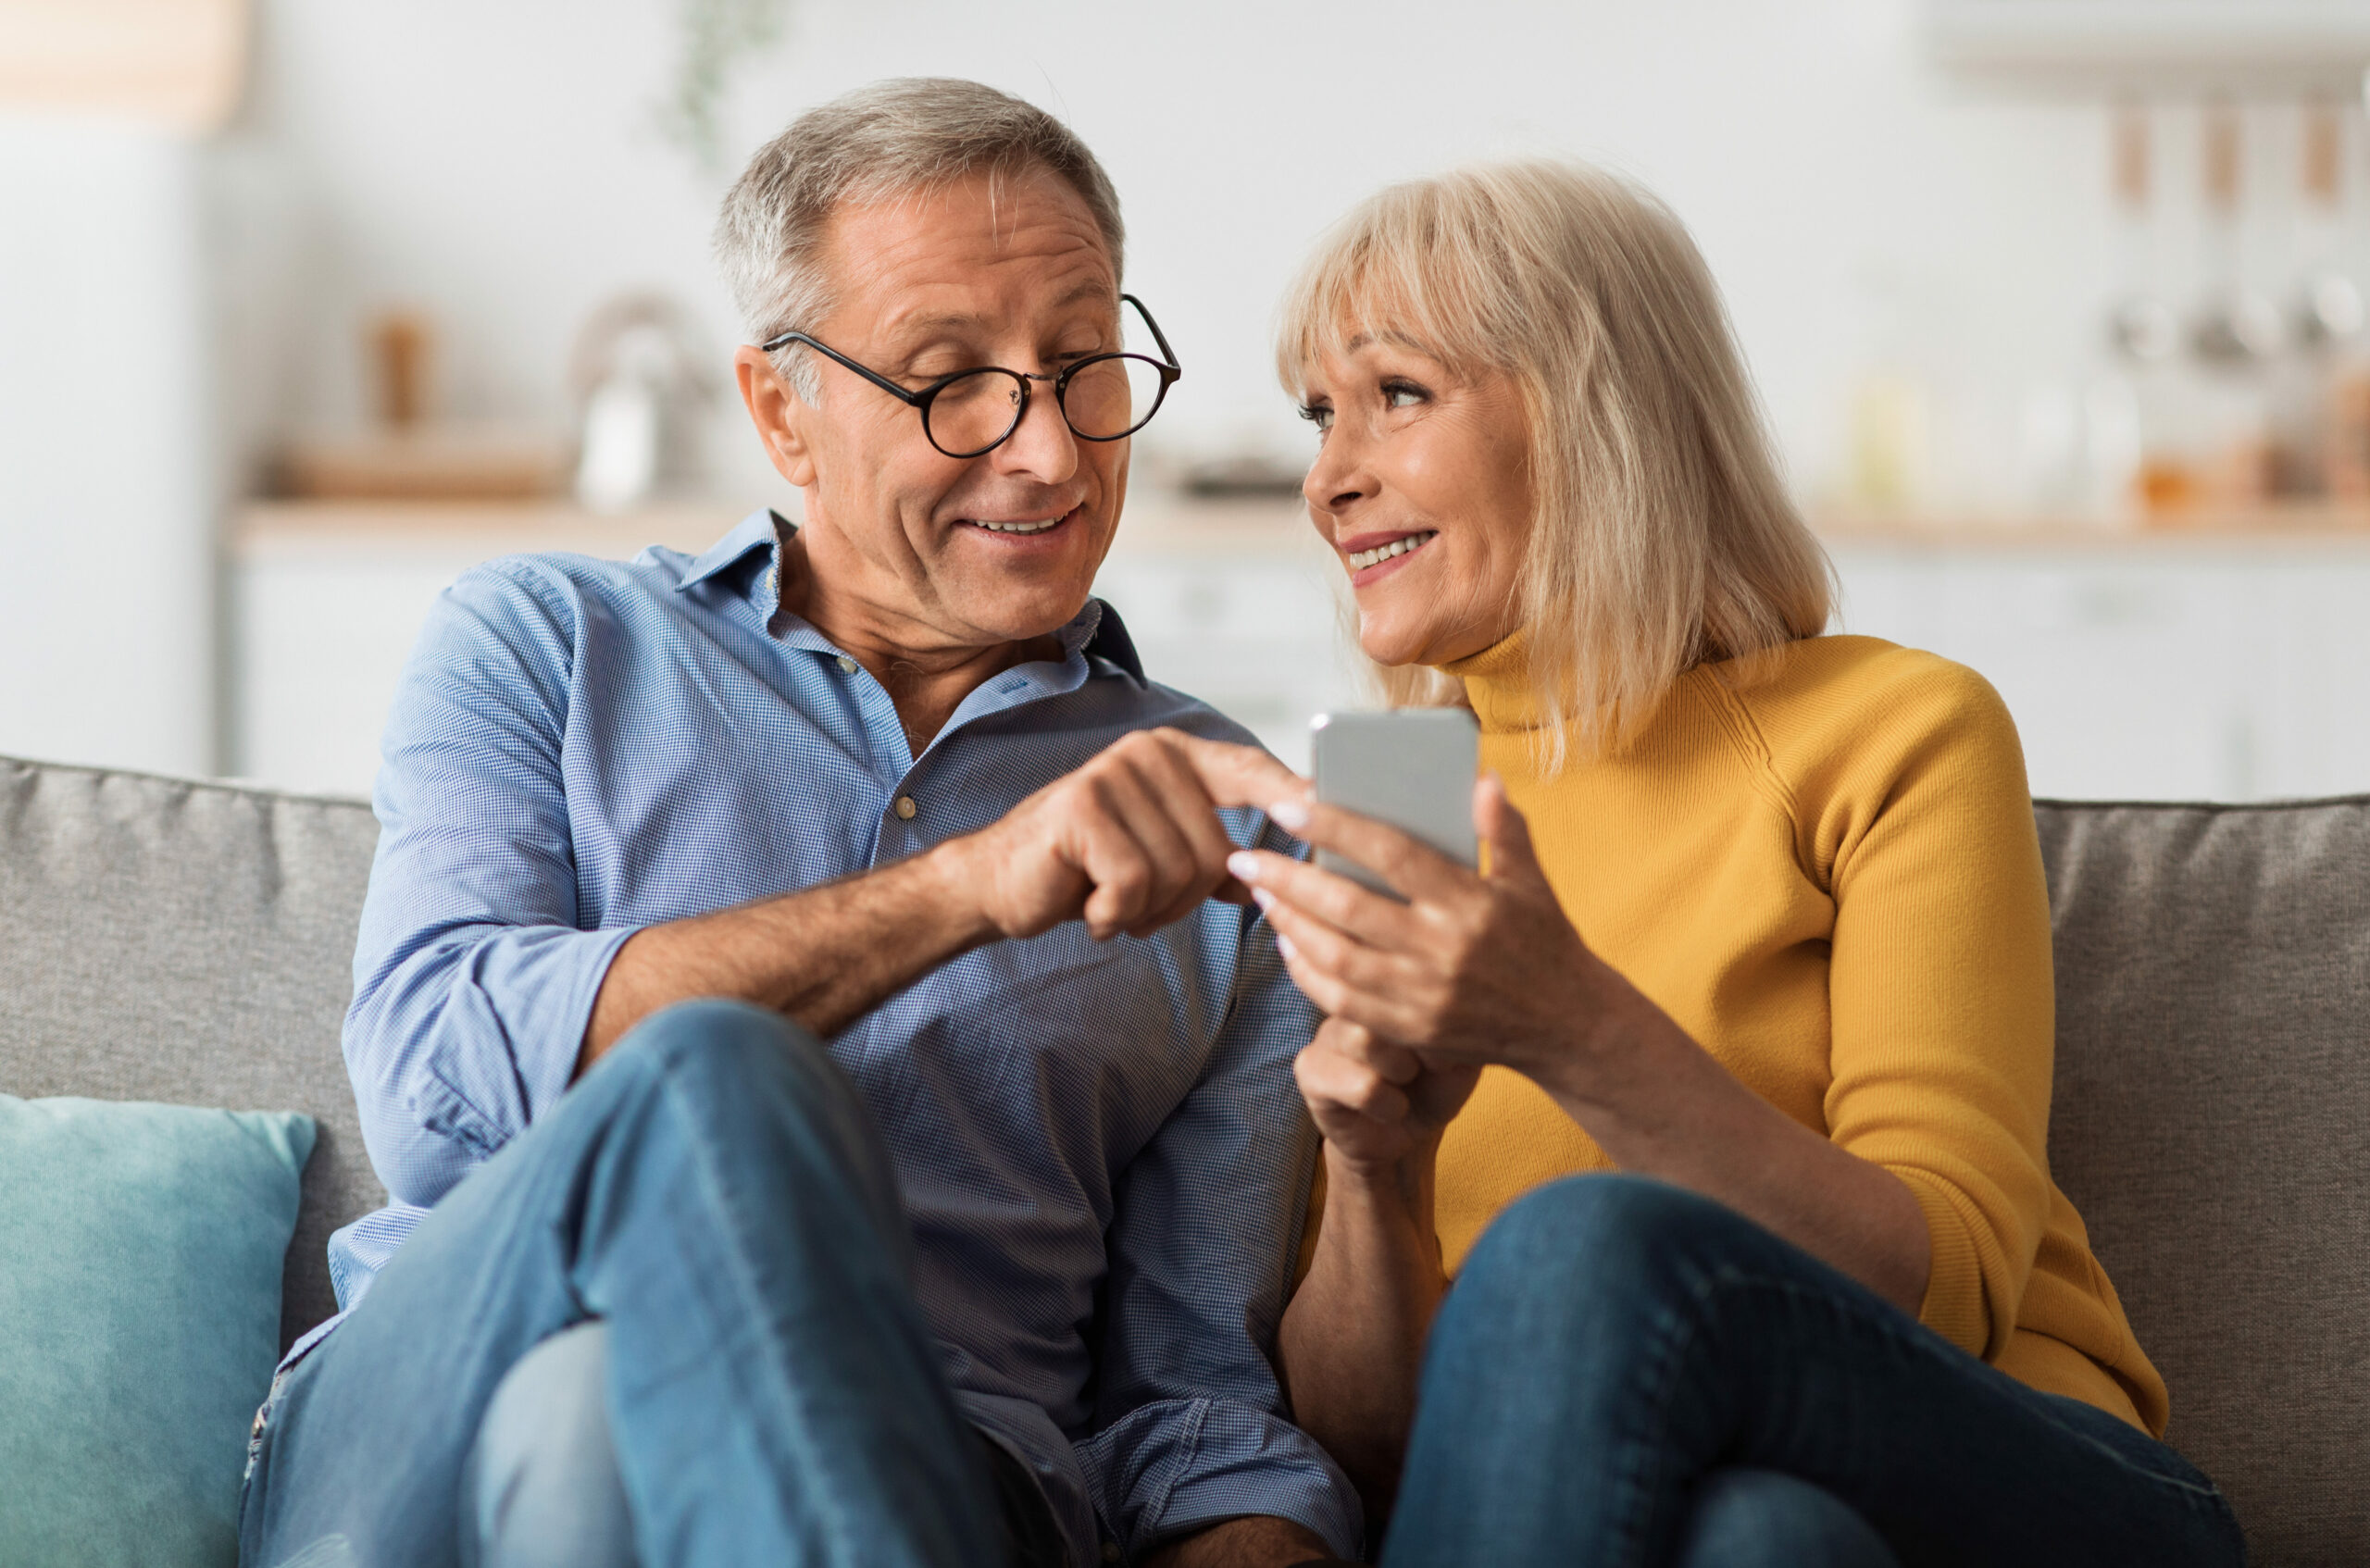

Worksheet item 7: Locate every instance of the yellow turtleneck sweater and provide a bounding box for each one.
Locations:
[1430,631,2166,1435]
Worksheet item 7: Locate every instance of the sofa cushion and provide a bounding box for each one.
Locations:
[0,756,383,1349]
[2037,796,2370,1567]
[0,1095,313,1568]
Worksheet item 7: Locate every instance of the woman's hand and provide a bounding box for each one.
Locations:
[1251,772,1936,1321]
[1233,774,1620,1095]
[1295,1017,1480,1174]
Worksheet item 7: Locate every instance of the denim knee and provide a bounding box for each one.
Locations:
[1674,1469,1898,1568]
[599,1000,868,1154]
[585,997,904,1246]
[1453,1174,1742,1313]
[462,1322,638,1568]
[603,997,828,1093]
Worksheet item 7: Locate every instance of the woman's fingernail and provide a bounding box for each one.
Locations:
[1276,932,1298,960]
[1268,797,1310,831]
[1250,887,1276,912]
[1227,851,1260,882]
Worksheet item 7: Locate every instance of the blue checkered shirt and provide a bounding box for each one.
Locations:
[330,510,1357,1562]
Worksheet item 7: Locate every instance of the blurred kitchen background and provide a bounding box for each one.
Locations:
[8,0,2370,794]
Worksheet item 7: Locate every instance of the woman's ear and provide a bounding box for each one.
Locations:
[733,345,818,489]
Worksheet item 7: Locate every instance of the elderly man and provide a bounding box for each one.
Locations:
[236,80,1357,1568]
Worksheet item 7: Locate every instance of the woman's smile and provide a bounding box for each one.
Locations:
[1341,528,1441,583]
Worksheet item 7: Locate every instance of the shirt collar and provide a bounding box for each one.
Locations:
[676,509,1146,683]
[674,509,782,591]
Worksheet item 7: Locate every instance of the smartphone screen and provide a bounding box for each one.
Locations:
[1308,709,1479,898]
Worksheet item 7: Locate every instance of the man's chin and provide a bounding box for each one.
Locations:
[967,591,1101,647]
[939,520,1113,639]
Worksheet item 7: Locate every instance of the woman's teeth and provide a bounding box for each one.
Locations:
[973,516,1062,534]
[1346,531,1438,570]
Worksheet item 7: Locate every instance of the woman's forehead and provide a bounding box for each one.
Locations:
[1298,317,1459,381]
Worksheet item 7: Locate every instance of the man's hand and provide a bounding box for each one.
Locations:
[581,729,1305,1071]
[939,727,1306,943]
[1295,1016,1480,1176]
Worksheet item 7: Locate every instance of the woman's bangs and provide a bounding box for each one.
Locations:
[1282,248,1478,393]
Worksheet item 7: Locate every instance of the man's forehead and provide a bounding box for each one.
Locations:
[818,172,1117,335]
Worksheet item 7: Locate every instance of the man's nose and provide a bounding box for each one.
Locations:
[992,378,1080,486]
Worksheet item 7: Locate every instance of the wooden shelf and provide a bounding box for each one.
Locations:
[232,495,2370,577]
[233,499,746,564]
[1815,504,2370,552]
[231,494,1328,566]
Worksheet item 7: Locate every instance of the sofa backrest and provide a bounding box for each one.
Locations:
[0,756,383,1352]
[2036,797,2370,1567]
[3,755,2365,1560]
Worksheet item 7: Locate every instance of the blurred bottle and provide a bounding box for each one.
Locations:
[368,310,432,429]
[2282,100,2370,506]
[570,294,712,514]
[2328,373,2370,501]
[2185,103,2278,513]
[2101,104,2178,521]
[1841,266,1932,516]
[1848,372,1931,514]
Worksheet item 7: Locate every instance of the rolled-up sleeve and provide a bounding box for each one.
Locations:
[343,562,641,1209]
[1078,877,1362,1560]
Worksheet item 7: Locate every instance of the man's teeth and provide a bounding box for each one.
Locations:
[1346,531,1438,570]
[972,517,1062,534]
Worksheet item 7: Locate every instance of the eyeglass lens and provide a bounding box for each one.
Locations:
[926,355,1171,456]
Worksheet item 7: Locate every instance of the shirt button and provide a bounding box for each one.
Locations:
[892,794,917,821]
[836,654,858,674]
[1102,1545,1120,1563]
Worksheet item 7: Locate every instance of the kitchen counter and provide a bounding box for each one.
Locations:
[235,496,2370,555]
[231,495,1324,559]
[227,497,2370,802]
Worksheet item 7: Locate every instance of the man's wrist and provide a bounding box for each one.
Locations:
[908,832,1004,950]
[1324,1139,1438,1220]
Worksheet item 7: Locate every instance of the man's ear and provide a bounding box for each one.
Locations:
[734,345,818,490]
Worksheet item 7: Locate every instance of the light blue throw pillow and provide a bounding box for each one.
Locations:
[0,1095,315,1568]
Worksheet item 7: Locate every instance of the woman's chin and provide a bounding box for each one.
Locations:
[1355,624,1439,670]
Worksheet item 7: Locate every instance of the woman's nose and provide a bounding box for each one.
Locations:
[1303,441,1365,513]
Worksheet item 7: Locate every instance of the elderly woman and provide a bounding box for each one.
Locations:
[1225,163,2244,1567]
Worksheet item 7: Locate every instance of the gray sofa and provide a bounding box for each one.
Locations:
[3,753,2365,1563]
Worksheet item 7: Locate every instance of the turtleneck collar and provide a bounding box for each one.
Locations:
[1439,627,1546,736]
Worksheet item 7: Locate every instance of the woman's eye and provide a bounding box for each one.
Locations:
[1382,380,1428,410]
[1298,403,1335,433]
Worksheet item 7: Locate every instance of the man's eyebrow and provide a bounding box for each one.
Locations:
[887,310,992,340]
[1051,278,1118,312]
[879,284,1120,349]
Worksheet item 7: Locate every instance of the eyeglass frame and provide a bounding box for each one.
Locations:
[757,292,1182,460]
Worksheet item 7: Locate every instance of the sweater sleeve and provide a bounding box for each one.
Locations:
[1808,657,2056,1360]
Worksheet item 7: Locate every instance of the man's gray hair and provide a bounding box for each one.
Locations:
[715,78,1126,400]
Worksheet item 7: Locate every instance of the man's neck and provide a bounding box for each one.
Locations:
[772,523,1067,760]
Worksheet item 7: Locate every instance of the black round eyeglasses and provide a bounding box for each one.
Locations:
[759,293,1181,460]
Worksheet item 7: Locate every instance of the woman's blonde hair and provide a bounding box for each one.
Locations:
[1276,159,1834,769]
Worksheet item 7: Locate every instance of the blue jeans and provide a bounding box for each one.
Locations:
[238,1000,1009,1568]
[1382,1176,2247,1568]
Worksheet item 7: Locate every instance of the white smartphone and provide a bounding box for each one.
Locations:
[1308,708,1480,898]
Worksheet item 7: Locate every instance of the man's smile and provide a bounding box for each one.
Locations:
[956,504,1086,541]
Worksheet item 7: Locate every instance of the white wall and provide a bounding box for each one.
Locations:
[219,0,2152,512]
[0,117,219,775]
